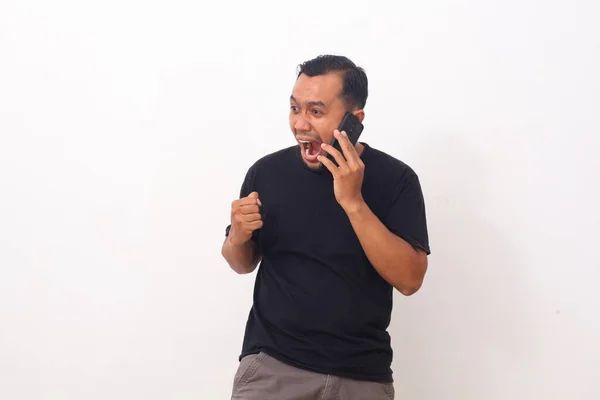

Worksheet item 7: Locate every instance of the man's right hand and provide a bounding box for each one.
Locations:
[228,191,263,246]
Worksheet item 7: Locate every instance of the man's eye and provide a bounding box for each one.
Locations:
[311,109,323,115]
[290,105,299,112]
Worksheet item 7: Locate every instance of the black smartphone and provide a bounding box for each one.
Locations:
[321,112,364,167]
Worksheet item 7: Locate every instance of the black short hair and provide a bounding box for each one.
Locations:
[297,55,368,110]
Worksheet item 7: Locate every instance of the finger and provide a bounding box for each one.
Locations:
[238,204,260,214]
[321,138,347,168]
[336,130,359,166]
[235,196,261,208]
[246,220,263,230]
[317,154,339,177]
[248,191,262,206]
[241,213,262,222]
[234,214,260,226]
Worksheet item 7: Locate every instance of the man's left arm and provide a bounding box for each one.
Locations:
[319,130,430,295]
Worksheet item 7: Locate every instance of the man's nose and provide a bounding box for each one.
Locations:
[294,116,311,132]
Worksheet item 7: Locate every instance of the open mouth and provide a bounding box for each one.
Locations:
[298,140,322,161]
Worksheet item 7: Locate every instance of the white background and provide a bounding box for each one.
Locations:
[1,0,599,399]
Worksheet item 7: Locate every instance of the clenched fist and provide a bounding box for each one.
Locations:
[228,191,263,246]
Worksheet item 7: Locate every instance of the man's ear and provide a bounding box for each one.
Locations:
[353,109,365,123]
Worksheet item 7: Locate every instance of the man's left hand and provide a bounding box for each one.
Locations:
[318,129,366,213]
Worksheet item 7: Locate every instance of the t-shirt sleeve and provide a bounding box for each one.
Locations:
[238,163,257,199]
[383,171,431,255]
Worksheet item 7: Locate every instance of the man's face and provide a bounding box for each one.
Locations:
[289,72,361,169]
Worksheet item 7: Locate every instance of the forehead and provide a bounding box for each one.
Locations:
[291,72,344,104]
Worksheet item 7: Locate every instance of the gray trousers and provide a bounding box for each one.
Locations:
[231,352,395,400]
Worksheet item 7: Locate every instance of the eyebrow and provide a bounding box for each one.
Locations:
[290,95,327,108]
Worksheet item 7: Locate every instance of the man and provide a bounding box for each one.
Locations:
[222,55,430,400]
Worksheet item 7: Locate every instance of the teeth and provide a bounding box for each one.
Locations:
[300,140,319,157]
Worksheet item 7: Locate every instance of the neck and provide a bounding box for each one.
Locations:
[356,142,365,156]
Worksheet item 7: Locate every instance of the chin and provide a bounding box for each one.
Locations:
[303,158,326,171]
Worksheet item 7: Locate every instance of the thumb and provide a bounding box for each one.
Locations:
[249,191,262,206]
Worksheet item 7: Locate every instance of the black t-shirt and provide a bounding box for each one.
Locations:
[226,143,430,383]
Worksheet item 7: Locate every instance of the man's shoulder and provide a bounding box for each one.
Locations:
[364,144,419,182]
[247,145,297,171]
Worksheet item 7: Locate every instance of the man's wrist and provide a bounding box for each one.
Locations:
[342,198,368,217]
[227,234,242,247]
[227,232,250,248]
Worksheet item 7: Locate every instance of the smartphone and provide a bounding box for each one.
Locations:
[321,112,364,168]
